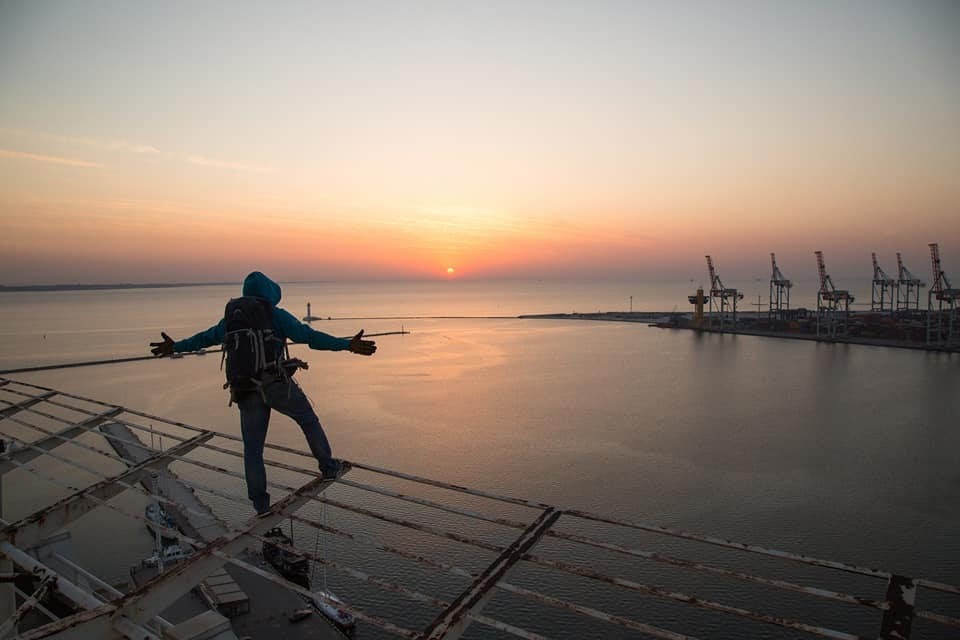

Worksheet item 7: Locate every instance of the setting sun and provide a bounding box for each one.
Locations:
[446,267,455,275]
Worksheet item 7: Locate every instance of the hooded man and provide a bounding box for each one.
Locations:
[150,271,376,514]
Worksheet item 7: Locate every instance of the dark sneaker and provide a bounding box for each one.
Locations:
[321,459,350,480]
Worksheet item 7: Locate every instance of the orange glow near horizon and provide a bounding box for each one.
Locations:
[1,188,958,284]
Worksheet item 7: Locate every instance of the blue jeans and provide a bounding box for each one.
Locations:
[237,379,338,513]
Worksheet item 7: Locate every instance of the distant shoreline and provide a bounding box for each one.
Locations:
[0,280,346,292]
[0,282,235,292]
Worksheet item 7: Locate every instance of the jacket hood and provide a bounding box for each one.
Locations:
[242,271,281,305]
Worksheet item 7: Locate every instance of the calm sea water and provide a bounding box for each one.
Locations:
[1,280,958,638]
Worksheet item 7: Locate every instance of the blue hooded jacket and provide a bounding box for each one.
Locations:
[173,272,350,354]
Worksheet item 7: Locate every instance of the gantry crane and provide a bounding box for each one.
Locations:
[895,252,925,313]
[870,253,896,314]
[768,253,792,328]
[926,243,960,347]
[815,251,855,338]
[705,255,743,330]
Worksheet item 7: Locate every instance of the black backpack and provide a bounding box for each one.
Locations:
[222,296,286,389]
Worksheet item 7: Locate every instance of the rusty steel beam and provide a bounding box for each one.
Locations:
[565,508,895,581]
[0,391,56,419]
[915,577,960,596]
[15,607,159,640]
[16,610,116,640]
[544,526,888,612]
[2,431,212,547]
[0,408,121,476]
[350,460,555,510]
[494,579,698,640]
[13,585,58,623]
[914,608,960,627]
[523,552,866,640]
[0,575,55,639]
[340,476,526,527]
[320,495,503,552]
[422,507,561,640]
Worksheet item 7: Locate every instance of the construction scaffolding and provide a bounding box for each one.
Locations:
[768,253,792,328]
[815,251,855,338]
[705,255,743,330]
[926,243,960,348]
[896,252,925,313]
[2,377,960,639]
[871,253,896,315]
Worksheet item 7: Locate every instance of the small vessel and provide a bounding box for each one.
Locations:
[262,526,310,587]
[289,608,313,623]
[142,544,191,567]
[311,590,357,637]
[145,501,178,542]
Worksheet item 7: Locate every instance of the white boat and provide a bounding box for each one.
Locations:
[145,501,178,542]
[311,590,356,636]
[142,544,191,567]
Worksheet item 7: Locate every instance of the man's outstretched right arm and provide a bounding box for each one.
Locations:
[150,321,225,356]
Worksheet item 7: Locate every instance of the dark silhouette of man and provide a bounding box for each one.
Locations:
[150,271,375,514]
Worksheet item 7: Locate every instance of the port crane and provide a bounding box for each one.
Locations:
[870,253,896,314]
[705,255,742,329]
[768,253,792,328]
[895,252,925,313]
[926,243,959,347]
[815,251,854,338]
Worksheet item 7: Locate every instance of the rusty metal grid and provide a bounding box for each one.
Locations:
[1,377,959,640]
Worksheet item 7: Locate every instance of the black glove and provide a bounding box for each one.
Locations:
[150,332,175,357]
[348,329,377,356]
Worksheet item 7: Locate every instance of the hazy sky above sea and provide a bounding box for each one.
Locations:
[1,1,958,285]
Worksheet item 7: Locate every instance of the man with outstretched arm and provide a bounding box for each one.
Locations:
[150,271,376,515]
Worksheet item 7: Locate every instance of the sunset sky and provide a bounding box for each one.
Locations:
[1,1,958,284]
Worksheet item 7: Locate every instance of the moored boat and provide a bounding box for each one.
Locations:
[141,543,191,567]
[311,590,357,637]
[262,526,310,588]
